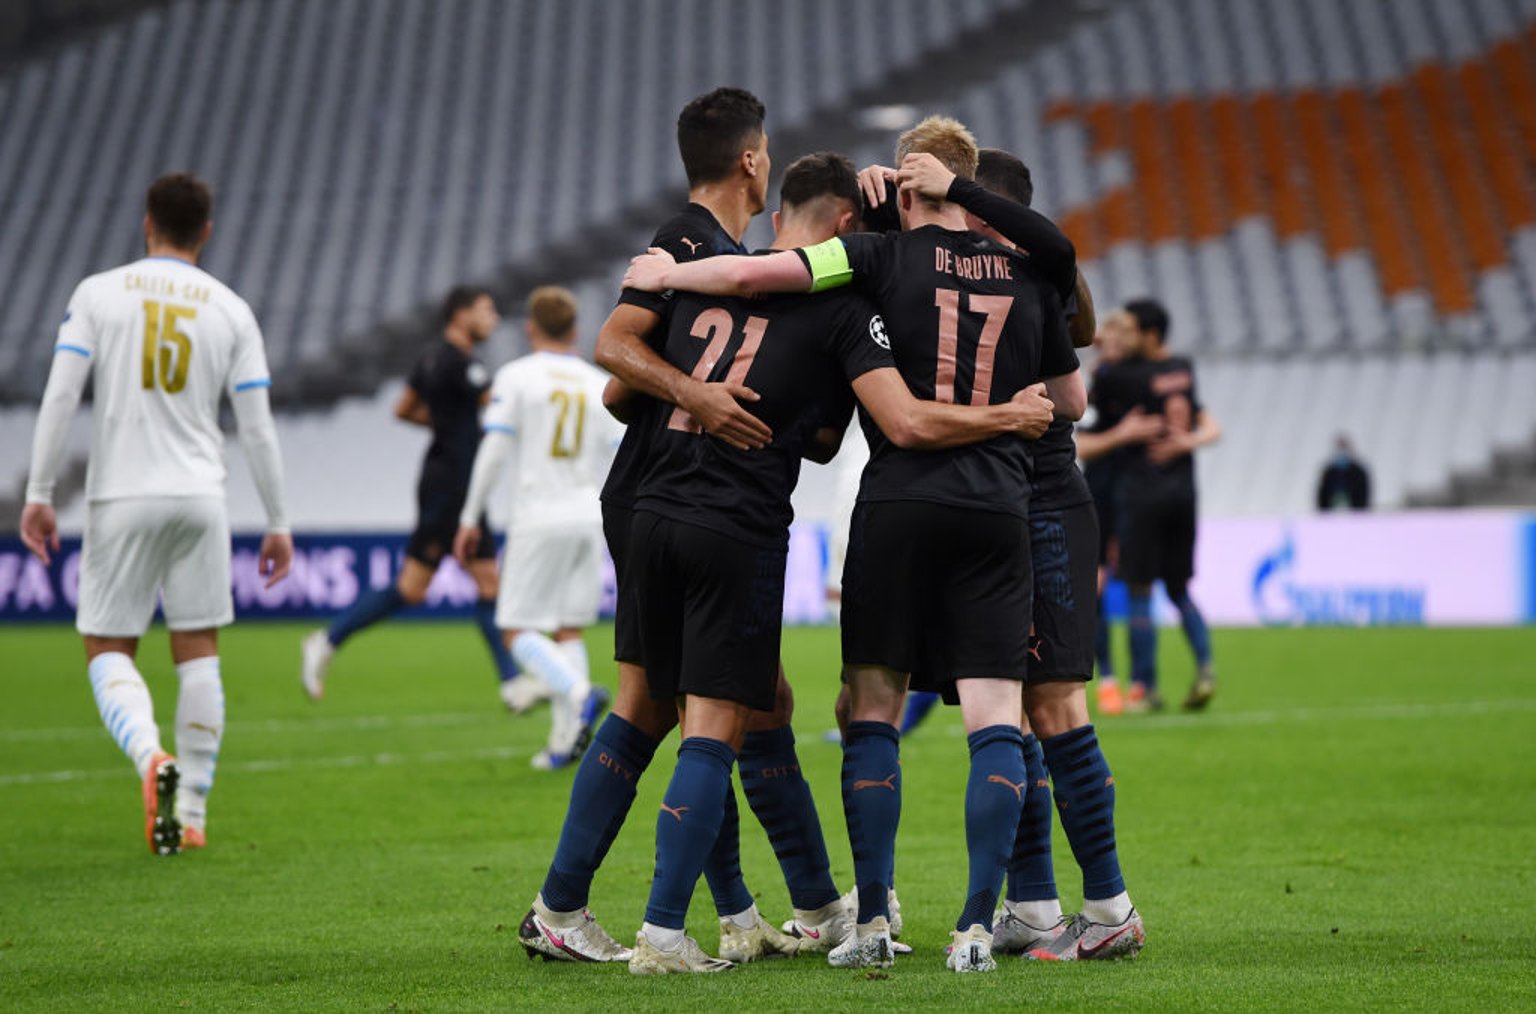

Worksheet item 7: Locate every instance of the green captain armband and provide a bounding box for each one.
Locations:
[802,238,854,292]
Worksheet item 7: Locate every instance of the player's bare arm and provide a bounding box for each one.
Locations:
[602,376,638,423]
[394,385,431,427]
[1076,406,1164,461]
[1045,370,1087,421]
[1146,407,1222,465]
[594,302,772,450]
[1069,270,1096,348]
[622,246,812,298]
[852,368,1054,448]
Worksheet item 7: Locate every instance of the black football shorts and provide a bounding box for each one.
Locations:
[1116,492,1197,587]
[841,500,1032,703]
[1026,501,1099,683]
[602,501,643,665]
[629,510,785,712]
[408,471,493,567]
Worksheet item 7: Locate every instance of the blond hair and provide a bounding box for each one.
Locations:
[527,286,578,340]
[896,115,979,181]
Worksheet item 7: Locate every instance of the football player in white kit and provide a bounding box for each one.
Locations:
[19,174,292,855]
[454,287,619,769]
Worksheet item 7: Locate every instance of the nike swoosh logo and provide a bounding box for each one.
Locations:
[798,926,821,940]
[1078,923,1136,959]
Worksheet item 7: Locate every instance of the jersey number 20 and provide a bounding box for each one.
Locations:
[142,299,196,393]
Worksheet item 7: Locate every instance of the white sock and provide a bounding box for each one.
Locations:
[641,922,685,951]
[1082,891,1133,925]
[174,655,224,831]
[512,631,587,697]
[1005,898,1063,928]
[556,638,589,685]
[88,652,163,778]
[722,904,758,930]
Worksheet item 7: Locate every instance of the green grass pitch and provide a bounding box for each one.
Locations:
[2,622,1533,1010]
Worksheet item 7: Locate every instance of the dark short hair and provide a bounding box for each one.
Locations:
[676,87,766,187]
[145,173,212,249]
[441,285,492,325]
[779,152,859,212]
[976,148,1033,207]
[1124,298,1170,344]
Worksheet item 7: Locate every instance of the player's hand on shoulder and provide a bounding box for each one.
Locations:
[622,247,675,293]
[1113,407,1164,446]
[1009,383,1055,439]
[897,153,957,202]
[19,503,59,565]
[679,379,772,451]
[857,164,897,209]
[258,531,294,589]
[452,524,481,566]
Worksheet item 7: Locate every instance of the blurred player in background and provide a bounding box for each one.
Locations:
[518,87,791,967]
[453,286,618,769]
[1083,300,1221,712]
[300,287,528,708]
[619,152,1055,973]
[19,173,293,854]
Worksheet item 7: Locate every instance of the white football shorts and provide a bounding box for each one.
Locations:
[496,524,604,632]
[76,495,233,636]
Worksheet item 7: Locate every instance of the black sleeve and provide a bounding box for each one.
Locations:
[1183,359,1204,417]
[617,220,714,316]
[405,355,427,395]
[1037,285,1080,379]
[859,178,902,234]
[839,232,898,296]
[946,177,1077,299]
[828,296,897,382]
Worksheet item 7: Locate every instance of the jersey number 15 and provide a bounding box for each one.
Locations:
[142,299,195,394]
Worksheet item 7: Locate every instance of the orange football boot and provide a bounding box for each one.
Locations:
[1096,679,1125,717]
[142,753,182,855]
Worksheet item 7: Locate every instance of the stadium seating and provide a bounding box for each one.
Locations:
[0,0,1031,403]
[10,0,1536,528]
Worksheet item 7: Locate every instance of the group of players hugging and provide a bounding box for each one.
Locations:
[20,83,1222,975]
[509,86,1221,975]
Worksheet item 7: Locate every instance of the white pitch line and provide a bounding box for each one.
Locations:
[0,709,499,744]
[4,698,1534,789]
[942,697,1536,735]
[0,744,523,787]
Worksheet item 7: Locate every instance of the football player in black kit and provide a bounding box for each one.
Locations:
[616,152,1055,973]
[299,287,522,707]
[624,116,1084,973]
[921,148,1146,963]
[1082,300,1222,713]
[520,87,823,969]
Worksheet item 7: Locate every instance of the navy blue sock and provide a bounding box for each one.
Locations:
[540,714,657,912]
[959,724,1026,932]
[1128,591,1158,691]
[702,781,755,917]
[644,737,736,930]
[1094,600,1115,678]
[1041,724,1126,900]
[1006,733,1057,903]
[473,597,518,683]
[840,721,900,924]
[328,585,404,647]
[899,691,941,736]
[739,726,839,911]
[1170,591,1212,668]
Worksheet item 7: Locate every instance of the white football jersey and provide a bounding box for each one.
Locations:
[483,350,620,533]
[57,256,271,502]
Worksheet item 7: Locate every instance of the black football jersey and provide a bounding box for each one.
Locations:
[601,203,748,508]
[407,339,491,486]
[635,281,892,547]
[816,226,1078,516]
[1091,354,1204,500]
